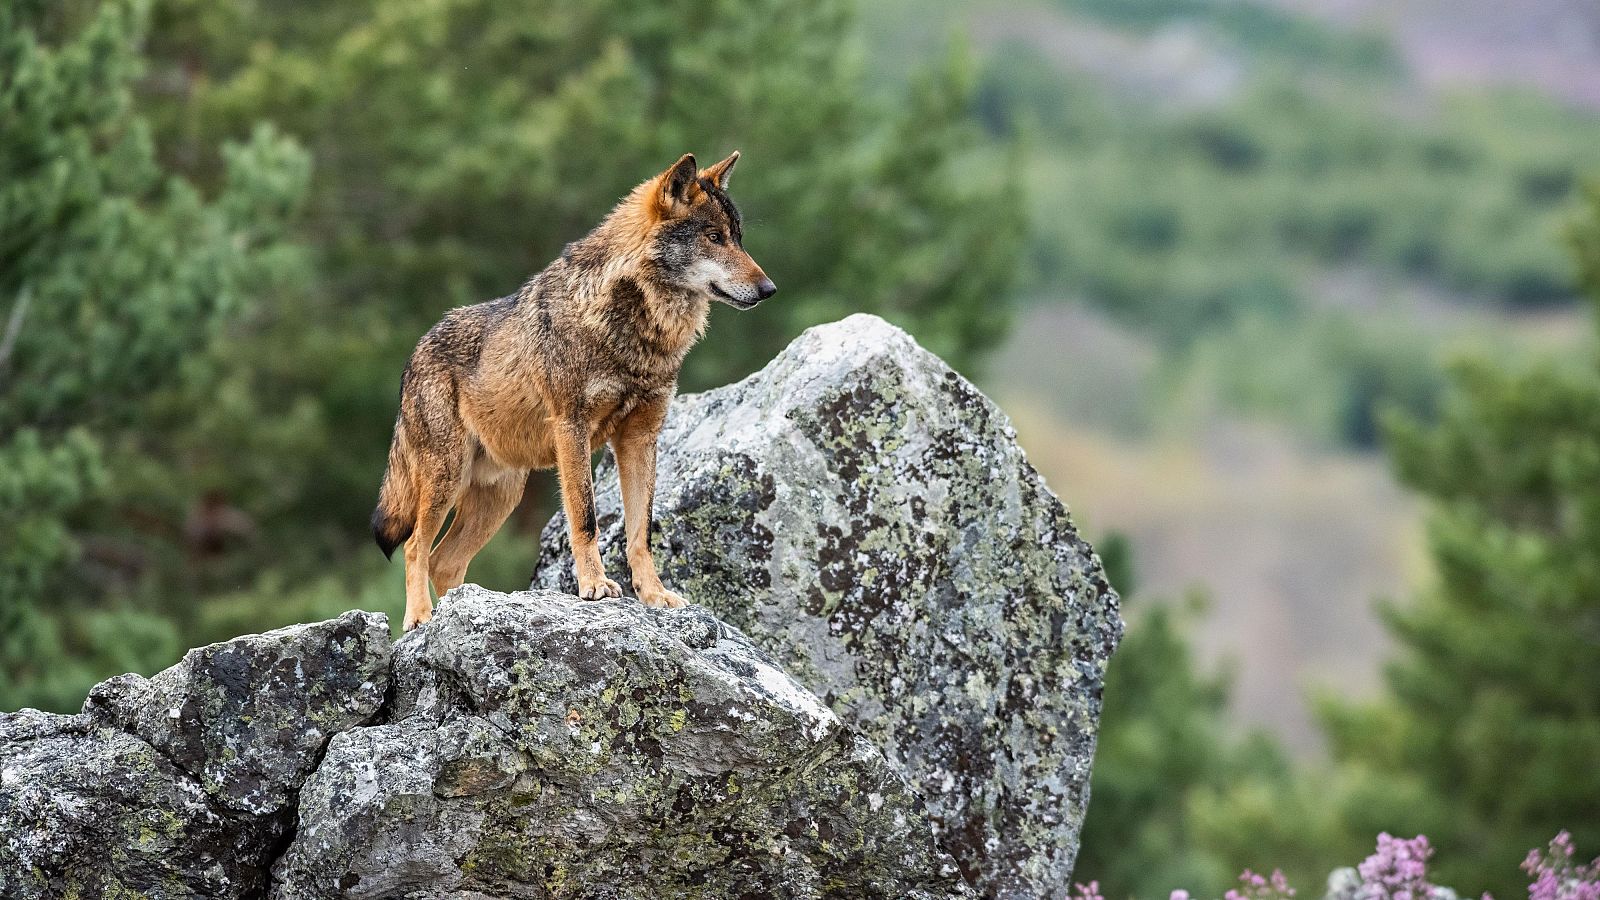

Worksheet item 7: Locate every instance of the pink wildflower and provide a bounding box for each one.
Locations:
[1523,832,1600,900]
[1357,833,1436,900]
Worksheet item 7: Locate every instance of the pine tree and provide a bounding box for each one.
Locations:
[1318,186,1600,897]
[1072,538,1345,900]
[1074,592,1250,898]
[0,0,309,709]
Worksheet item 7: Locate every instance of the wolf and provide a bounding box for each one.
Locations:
[371,152,774,630]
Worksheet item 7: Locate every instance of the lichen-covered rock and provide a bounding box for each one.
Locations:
[0,709,277,899]
[84,610,393,816]
[0,612,393,899]
[533,313,1124,897]
[271,586,972,900]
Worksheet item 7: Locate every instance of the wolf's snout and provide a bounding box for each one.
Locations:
[756,277,777,300]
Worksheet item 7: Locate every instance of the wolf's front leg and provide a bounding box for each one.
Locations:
[554,417,621,600]
[613,401,685,609]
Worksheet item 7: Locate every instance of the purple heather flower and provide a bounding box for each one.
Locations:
[1356,833,1436,900]
[1523,832,1600,900]
[1225,867,1298,900]
[1076,830,1596,900]
[1072,881,1105,900]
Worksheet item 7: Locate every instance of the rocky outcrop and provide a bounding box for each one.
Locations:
[83,610,392,816]
[1,315,1121,899]
[271,586,970,899]
[0,592,969,899]
[534,313,1124,898]
[0,612,391,900]
[0,709,276,899]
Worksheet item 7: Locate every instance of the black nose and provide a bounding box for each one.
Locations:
[756,277,777,300]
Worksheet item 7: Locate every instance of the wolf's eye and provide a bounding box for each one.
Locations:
[706,230,725,245]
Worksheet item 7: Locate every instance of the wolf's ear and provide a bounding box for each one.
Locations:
[700,150,739,189]
[657,153,700,214]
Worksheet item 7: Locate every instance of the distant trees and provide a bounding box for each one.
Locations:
[1314,187,1600,897]
[1076,188,1600,899]
[0,0,309,709]
[975,37,1600,450]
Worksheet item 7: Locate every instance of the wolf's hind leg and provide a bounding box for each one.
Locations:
[403,484,453,631]
[430,472,524,597]
[401,440,468,631]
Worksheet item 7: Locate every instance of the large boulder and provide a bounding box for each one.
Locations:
[0,709,277,899]
[0,611,393,899]
[534,313,1124,897]
[84,610,393,815]
[2,592,968,899]
[270,585,971,899]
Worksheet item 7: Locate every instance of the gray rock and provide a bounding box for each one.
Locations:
[533,313,1124,897]
[1324,866,1362,900]
[0,710,277,899]
[84,609,393,815]
[270,585,972,900]
[0,612,393,899]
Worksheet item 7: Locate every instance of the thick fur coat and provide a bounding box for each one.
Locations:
[372,152,774,630]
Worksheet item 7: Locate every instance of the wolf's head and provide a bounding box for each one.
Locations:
[640,151,776,309]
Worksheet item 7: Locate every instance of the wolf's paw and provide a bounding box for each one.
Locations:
[578,576,623,600]
[638,587,688,609]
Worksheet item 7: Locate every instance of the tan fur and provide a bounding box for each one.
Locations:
[373,152,772,630]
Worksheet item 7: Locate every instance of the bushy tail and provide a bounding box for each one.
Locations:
[372,427,417,560]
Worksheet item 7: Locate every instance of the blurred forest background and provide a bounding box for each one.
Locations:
[3,0,1598,897]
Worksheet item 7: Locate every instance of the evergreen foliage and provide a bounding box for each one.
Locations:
[0,0,308,709]
[1075,191,1600,900]
[1315,189,1600,897]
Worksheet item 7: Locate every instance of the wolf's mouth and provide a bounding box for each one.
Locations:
[709,282,759,309]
